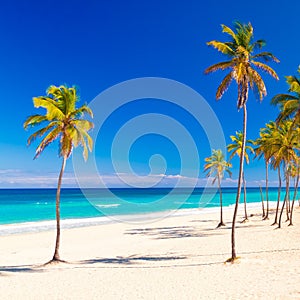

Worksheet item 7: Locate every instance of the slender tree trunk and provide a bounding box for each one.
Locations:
[241,172,248,222]
[52,156,67,262]
[289,172,299,226]
[278,169,289,229]
[263,160,269,220]
[217,174,225,228]
[230,104,247,261]
[259,184,265,218]
[272,166,281,225]
[285,175,290,221]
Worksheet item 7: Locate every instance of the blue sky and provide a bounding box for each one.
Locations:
[0,0,299,188]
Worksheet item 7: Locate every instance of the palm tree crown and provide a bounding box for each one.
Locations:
[24,85,93,160]
[270,120,299,170]
[205,21,279,108]
[204,149,232,183]
[254,121,277,162]
[271,66,300,125]
[227,131,254,164]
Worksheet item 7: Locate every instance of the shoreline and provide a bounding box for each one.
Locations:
[0,200,280,236]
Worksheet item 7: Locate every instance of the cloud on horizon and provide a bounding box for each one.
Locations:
[0,169,280,188]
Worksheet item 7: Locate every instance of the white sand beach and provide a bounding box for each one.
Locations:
[1,206,300,299]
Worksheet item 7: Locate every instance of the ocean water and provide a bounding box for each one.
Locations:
[0,187,290,235]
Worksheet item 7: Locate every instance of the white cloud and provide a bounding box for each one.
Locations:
[0,169,77,188]
[0,169,280,188]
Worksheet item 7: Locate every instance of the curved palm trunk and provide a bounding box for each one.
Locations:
[285,175,290,221]
[289,172,299,226]
[263,160,269,220]
[217,174,225,228]
[241,172,248,222]
[259,185,265,218]
[52,156,67,262]
[230,104,247,261]
[272,167,281,225]
[278,168,289,228]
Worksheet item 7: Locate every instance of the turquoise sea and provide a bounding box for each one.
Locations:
[0,187,290,235]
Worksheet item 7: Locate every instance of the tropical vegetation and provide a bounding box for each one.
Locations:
[205,21,279,261]
[204,149,232,228]
[271,66,300,127]
[24,85,94,263]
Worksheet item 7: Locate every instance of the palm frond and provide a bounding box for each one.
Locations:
[24,115,48,129]
[216,72,233,99]
[27,122,61,145]
[34,127,61,159]
[72,119,94,131]
[252,61,279,80]
[248,68,267,101]
[251,51,279,63]
[252,39,266,50]
[286,75,300,93]
[33,96,65,120]
[207,41,234,56]
[69,105,94,119]
[271,94,297,105]
[221,24,238,43]
[204,61,234,74]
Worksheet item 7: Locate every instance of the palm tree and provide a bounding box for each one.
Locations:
[227,131,254,222]
[269,120,299,228]
[254,121,277,220]
[24,85,94,263]
[271,66,300,127]
[205,21,279,261]
[204,149,232,228]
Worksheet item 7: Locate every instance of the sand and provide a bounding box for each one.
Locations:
[1,205,300,299]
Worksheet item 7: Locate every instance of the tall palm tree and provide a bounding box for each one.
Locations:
[24,85,94,263]
[227,131,254,222]
[271,66,300,127]
[205,21,279,261]
[254,121,277,220]
[204,149,232,228]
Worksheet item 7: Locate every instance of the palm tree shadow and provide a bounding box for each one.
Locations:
[125,226,223,240]
[0,264,45,274]
[79,254,187,266]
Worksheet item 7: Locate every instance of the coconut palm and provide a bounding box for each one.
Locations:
[271,66,300,127]
[268,120,299,228]
[204,149,232,228]
[254,121,278,220]
[24,85,94,263]
[227,131,254,222]
[205,21,279,261]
